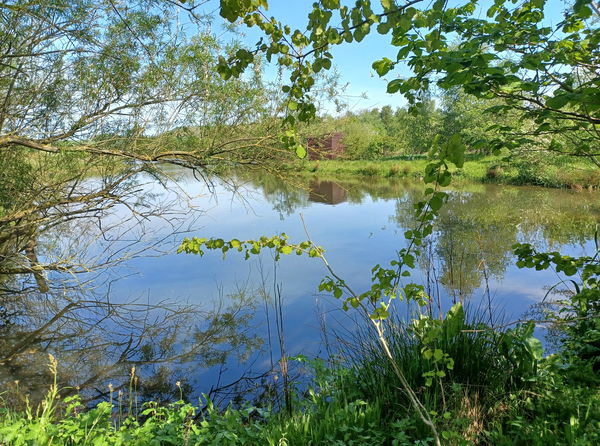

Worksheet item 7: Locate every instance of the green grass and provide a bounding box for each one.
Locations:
[292,154,600,189]
[0,368,416,446]
[2,339,598,445]
[4,302,597,446]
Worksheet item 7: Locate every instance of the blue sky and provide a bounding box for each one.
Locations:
[206,0,574,112]
[234,1,412,111]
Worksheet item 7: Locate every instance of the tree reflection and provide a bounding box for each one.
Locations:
[236,172,310,219]
[0,283,262,408]
[0,169,264,408]
[242,170,600,301]
[395,184,600,300]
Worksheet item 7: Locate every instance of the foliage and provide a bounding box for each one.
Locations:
[0,355,416,446]
[513,242,600,375]
[0,0,271,153]
[179,130,467,445]
[0,150,33,216]
[2,0,599,444]
[3,297,597,445]
[216,0,600,164]
[0,0,280,283]
[194,2,599,442]
[0,0,287,401]
[298,93,506,159]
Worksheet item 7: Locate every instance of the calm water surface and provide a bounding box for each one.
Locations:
[5,170,599,404]
[106,171,599,400]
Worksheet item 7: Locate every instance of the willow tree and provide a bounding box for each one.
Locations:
[0,0,282,399]
[0,0,292,280]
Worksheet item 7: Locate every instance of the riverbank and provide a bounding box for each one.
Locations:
[291,155,600,190]
[2,327,598,445]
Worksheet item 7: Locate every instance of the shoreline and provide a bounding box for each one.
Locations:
[285,156,600,191]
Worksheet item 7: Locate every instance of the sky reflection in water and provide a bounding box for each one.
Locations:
[107,171,599,398]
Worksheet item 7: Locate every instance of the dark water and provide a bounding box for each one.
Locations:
[2,170,599,405]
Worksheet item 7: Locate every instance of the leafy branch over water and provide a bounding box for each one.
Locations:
[179,137,468,444]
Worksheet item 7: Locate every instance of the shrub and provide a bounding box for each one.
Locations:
[486,165,504,179]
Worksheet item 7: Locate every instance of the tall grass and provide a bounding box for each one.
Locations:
[294,154,600,190]
[1,328,598,445]
[2,303,597,445]
[0,354,416,445]
[332,307,537,441]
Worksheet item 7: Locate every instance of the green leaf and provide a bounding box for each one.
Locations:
[377,21,391,34]
[372,57,393,76]
[295,144,307,159]
[353,23,370,42]
[381,0,393,10]
[525,336,543,360]
[438,171,452,187]
[546,94,570,109]
[386,79,402,93]
[280,245,293,255]
[322,0,340,9]
[444,303,464,338]
[429,194,444,212]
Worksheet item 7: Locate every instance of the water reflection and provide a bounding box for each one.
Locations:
[393,185,599,302]
[240,171,599,309]
[0,172,264,408]
[2,169,599,405]
[308,180,348,205]
[0,282,263,407]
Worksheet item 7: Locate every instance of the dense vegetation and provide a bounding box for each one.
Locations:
[2,280,599,444]
[1,0,599,444]
[292,94,599,189]
[300,90,509,160]
[0,0,286,404]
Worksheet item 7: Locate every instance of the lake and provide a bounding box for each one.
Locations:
[3,169,599,405]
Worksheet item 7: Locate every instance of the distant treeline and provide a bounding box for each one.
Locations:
[300,89,521,160]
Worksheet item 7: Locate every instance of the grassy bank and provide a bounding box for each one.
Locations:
[1,357,597,445]
[2,306,598,445]
[293,154,600,190]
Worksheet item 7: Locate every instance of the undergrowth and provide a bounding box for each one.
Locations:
[293,154,600,190]
[2,306,598,445]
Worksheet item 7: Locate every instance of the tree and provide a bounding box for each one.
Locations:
[216,0,599,163]
[209,1,599,442]
[0,0,283,279]
[396,92,441,155]
[0,0,283,400]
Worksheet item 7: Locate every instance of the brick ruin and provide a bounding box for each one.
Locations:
[306,132,345,160]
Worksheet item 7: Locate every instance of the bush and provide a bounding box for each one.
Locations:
[336,305,548,440]
[486,165,504,179]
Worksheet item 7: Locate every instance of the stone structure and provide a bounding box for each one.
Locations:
[306,132,345,160]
